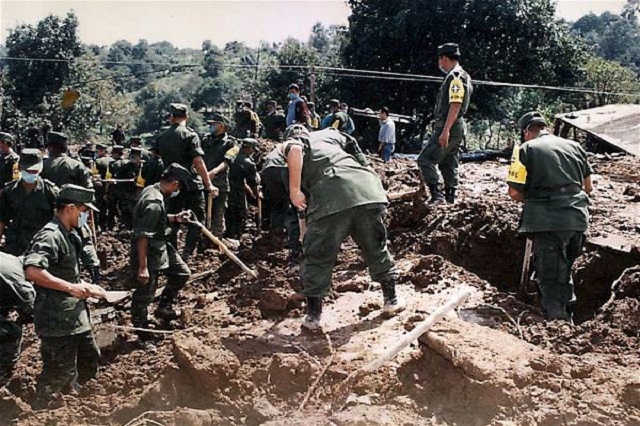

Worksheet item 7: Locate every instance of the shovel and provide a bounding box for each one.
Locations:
[206,191,214,230]
[88,290,131,305]
[298,210,307,242]
[185,211,258,279]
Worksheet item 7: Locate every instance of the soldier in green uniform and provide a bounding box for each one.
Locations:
[320,99,350,132]
[226,139,260,239]
[234,101,260,138]
[129,136,153,162]
[0,132,20,191]
[141,140,165,187]
[105,145,125,228]
[0,252,35,385]
[282,125,405,329]
[263,100,287,141]
[156,103,217,259]
[307,102,321,130]
[261,146,302,269]
[93,143,114,230]
[507,112,593,321]
[417,43,472,204]
[42,132,93,189]
[114,147,143,229]
[202,114,239,236]
[130,164,192,344]
[24,185,106,408]
[0,149,59,255]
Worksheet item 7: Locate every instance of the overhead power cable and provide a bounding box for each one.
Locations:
[2,55,640,98]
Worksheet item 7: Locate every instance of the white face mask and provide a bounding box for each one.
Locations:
[21,171,39,184]
[79,211,89,227]
[170,189,180,198]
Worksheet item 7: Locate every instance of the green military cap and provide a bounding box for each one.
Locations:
[112,145,124,153]
[47,131,68,147]
[241,138,258,148]
[170,103,188,117]
[517,111,548,131]
[283,124,310,141]
[161,163,191,185]
[19,148,43,171]
[437,43,461,57]
[57,184,99,211]
[207,113,231,127]
[0,132,15,144]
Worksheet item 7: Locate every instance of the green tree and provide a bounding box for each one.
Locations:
[4,12,83,110]
[581,56,640,106]
[342,0,587,120]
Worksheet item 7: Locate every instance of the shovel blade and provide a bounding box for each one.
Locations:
[104,291,131,304]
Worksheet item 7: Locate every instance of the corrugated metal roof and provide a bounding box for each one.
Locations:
[555,104,640,156]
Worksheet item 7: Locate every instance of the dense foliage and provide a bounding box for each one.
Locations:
[0,1,638,148]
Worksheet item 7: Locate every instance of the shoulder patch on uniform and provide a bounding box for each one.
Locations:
[449,77,465,103]
[226,146,240,158]
[507,145,527,185]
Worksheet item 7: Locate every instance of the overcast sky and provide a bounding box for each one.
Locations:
[0,0,630,49]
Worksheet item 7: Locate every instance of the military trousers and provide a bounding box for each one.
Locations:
[0,318,22,384]
[301,204,397,298]
[225,203,247,240]
[36,331,100,398]
[285,204,302,255]
[208,191,228,237]
[417,125,464,189]
[532,231,585,321]
[261,168,289,231]
[167,189,206,257]
[131,243,191,327]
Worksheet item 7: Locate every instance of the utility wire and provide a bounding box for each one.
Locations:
[2,55,640,98]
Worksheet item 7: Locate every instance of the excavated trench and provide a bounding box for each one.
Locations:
[386,199,639,324]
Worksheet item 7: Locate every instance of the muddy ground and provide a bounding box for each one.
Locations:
[1,148,639,425]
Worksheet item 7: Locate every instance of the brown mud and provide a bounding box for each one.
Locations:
[2,149,639,425]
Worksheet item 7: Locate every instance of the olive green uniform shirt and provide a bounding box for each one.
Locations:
[507,132,593,233]
[228,151,258,209]
[201,132,239,192]
[283,128,387,222]
[0,253,35,316]
[156,123,205,190]
[141,156,165,187]
[130,184,173,271]
[42,154,93,189]
[434,65,472,130]
[0,150,20,188]
[95,156,115,179]
[0,177,59,255]
[24,217,92,337]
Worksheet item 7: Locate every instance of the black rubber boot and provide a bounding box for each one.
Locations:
[445,188,456,204]
[381,281,406,317]
[428,184,445,204]
[302,297,322,330]
[155,298,180,321]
